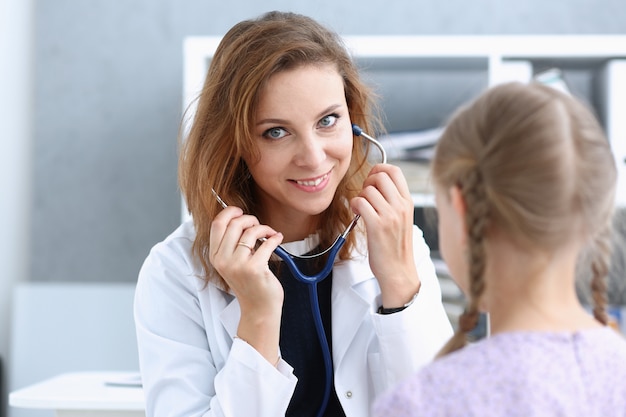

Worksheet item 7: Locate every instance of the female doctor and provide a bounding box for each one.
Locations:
[134,11,452,417]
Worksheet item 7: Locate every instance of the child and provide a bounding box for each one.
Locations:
[373,82,626,416]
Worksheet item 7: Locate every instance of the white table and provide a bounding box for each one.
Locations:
[9,371,145,417]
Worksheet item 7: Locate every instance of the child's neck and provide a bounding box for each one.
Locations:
[482,238,602,334]
[487,294,602,334]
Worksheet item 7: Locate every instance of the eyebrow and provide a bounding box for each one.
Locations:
[256,104,343,126]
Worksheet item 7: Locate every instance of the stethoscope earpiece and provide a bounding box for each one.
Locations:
[351,123,364,136]
[352,123,387,164]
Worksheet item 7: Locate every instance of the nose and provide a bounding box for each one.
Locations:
[293,131,326,167]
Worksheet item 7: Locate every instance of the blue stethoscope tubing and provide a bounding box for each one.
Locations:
[275,124,385,417]
[273,238,342,417]
[213,124,385,417]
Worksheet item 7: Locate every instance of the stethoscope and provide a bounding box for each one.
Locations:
[213,124,386,417]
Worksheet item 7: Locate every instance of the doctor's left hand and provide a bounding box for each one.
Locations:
[350,163,420,309]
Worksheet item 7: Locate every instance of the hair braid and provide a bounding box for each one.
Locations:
[437,167,489,357]
[590,224,612,325]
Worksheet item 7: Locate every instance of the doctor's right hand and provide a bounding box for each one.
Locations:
[209,206,284,365]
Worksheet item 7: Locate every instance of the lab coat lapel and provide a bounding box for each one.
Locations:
[219,292,240,341]
[216,254,378,371]
[331,255,377,370]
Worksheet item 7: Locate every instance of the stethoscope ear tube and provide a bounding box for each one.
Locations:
[352,123,387,164]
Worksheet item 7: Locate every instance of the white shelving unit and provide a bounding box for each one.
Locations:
[182,35,626,221]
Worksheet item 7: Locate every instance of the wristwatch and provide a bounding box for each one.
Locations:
[377,291,419,315]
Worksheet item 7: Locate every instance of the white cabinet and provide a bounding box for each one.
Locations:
[182,35,626,218]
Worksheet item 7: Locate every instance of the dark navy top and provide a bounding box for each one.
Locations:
[271,255,347,417]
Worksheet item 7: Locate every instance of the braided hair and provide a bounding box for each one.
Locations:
[432,82,617,357]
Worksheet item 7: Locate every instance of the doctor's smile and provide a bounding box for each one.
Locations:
[290,171,331,192]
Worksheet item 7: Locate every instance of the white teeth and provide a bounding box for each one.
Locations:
[296,174,327,187]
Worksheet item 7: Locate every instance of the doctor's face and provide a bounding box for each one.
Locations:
[247,63,353,227]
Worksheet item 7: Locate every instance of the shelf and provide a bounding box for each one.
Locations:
[182,35,626,218]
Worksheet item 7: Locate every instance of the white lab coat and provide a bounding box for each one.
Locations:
[134,220,453,417]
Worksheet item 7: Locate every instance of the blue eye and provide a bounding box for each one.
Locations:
[319,114,338,128]
[263,127,288,140]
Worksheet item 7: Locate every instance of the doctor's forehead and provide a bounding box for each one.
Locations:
[256,65,346,118]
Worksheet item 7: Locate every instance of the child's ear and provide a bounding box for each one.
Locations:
[449,185,467,244]
[450,185,466,217]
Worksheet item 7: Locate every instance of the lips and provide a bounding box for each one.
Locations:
[295,173,329,187]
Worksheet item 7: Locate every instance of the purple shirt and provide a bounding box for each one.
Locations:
[373,327,626,417]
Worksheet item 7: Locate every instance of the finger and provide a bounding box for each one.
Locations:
[234,241,255,254]
[359,174,402,217]
[363,167,415,216]
[350,193,378,219]
[363,164,412,201]
[210,206,244,257]
[223,214,263,249]
[253,231,284,260]
[236,224,281,255]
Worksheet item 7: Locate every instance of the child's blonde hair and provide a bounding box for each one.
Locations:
[432,82,617,356]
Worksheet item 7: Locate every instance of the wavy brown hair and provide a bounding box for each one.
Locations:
[179,11,383,287]
[432,82,617,356]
